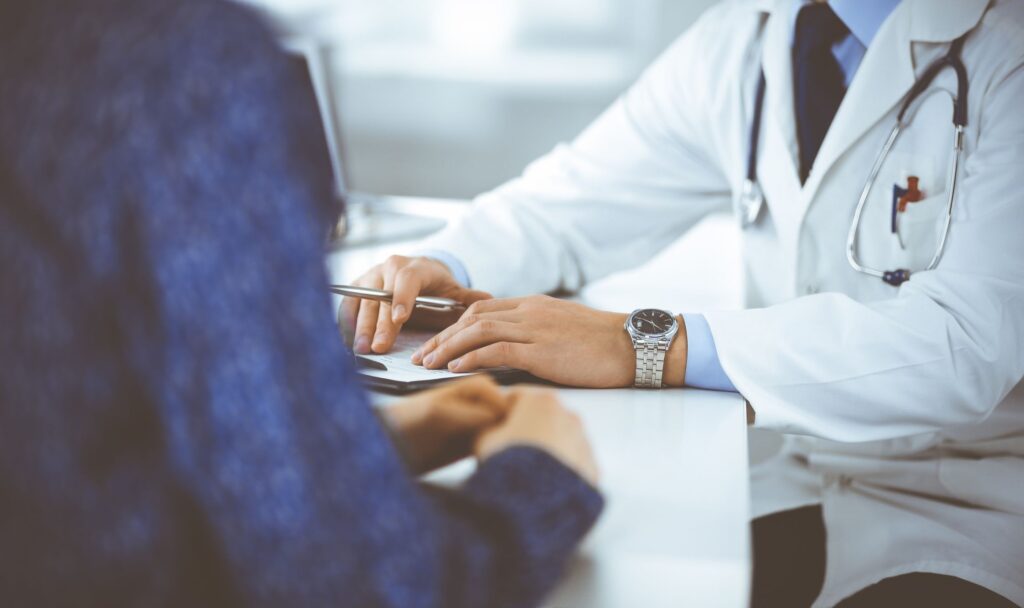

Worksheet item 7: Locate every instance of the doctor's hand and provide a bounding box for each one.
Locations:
[342,255,493,355]
[381,376,510,475]
[412,296,688,389]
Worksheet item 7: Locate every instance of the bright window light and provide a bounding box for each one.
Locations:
[431,0,522,56]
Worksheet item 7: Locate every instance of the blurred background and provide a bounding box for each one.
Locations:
[241,0,719,199]
[242,0,744,349]
[243,0,764,457]
[236,0,747,368]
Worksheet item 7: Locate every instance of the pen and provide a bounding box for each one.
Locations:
[329,284,465,312]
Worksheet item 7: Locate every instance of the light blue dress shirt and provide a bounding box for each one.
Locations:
[420,249,473,287]
[426,0,902,392]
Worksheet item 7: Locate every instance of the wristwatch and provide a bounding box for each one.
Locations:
[625,308,679,388]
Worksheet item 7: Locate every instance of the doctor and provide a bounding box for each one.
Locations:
[345,0,1024,605]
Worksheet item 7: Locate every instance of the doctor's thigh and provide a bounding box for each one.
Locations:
[750,502,1020,607]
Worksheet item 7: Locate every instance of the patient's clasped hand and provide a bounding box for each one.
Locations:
[381,376,599,485]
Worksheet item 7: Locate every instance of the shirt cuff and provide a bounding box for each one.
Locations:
[682,313,737,392]
[419,249,471,287]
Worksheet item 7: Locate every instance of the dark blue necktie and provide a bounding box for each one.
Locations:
[793,3,850,184]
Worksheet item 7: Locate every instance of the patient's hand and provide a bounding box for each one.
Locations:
[342,255,493,355]
[477,387,600,486]
[411,296,687,388]
[381,376,509,474]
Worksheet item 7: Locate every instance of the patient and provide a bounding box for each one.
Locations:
[0,1,602,606]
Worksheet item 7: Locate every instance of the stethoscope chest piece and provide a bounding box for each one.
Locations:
[737,178,765,228]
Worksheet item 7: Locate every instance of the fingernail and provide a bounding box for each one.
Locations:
[354,336,370,353]
[411,349,422,364]
[448,358,461,371]
[372,332,388,348]
[424,353,436,368]
[392,305,407,321]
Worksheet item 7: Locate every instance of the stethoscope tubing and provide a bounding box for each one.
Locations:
[846,121,903,280]
[744,30,972,287]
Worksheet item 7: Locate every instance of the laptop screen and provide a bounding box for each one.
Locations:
[285,44,348,200]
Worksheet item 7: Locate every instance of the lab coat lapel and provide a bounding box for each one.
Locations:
[803,0,991,199]
[802,3,916,198]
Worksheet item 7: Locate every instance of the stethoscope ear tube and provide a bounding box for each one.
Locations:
[737,72,768,229]
[897,34,970,128]
[949,37,970,127]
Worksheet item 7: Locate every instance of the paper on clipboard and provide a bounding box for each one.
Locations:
[356,331,481,382]
[355,331,523,392]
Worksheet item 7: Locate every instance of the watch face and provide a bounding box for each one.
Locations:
[630,309,675,336]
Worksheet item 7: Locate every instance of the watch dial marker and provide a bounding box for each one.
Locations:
[632,310,674,334]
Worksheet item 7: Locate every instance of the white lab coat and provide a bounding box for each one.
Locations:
[420,0,1024,604]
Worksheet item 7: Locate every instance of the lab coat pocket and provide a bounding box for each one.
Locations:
[892,193,948,270]
[899,192,947,226]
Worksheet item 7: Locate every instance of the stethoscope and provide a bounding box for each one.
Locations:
[738,32,971,287]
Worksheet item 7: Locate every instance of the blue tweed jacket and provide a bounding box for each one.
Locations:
[0,1,602,606]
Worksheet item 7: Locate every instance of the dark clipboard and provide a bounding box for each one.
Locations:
[355,358,534,394]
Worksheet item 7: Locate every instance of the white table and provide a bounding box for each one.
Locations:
[527,388,750,608]
[329,197,751,608]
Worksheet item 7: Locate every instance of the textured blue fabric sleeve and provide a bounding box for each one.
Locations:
[682,314,738,392]
[0,2,601,606]
[419,249,472,287]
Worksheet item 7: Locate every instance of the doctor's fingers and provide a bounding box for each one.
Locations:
[413,307,524,364]
[372,271,400,353]
[350,272,385,354]
[388,262,430,326]
[411,298,526,361]
[448,341,532,374]
[353,300,381,354]
[419,316,529,370]
[341,268,381,332]
[448,339,532,374]
[461,297,528,315]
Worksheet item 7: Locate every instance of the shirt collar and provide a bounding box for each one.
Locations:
[827,0,902,47]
